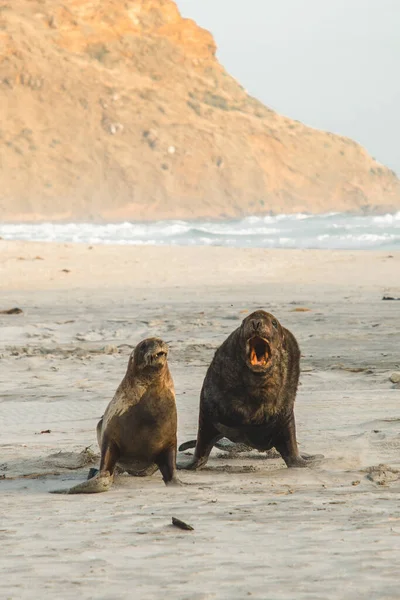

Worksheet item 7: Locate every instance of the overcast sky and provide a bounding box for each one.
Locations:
[176,0,399,174]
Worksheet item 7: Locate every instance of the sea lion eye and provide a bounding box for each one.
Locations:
[271,319,278,329]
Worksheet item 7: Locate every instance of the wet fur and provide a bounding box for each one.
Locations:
[179,310,317,469]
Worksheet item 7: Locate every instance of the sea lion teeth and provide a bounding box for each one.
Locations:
[250,347,258,365]
[50,337,180,494]
[178,310,322,471]
[248,336,270,366]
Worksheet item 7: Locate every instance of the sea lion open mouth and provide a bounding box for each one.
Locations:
[248,336,271,367]
[148,350,167,366]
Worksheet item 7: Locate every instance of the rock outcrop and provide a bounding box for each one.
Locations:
[0,0,399,221]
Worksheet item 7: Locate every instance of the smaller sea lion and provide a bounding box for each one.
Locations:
[51,338,179,494]
[178,310,321,470]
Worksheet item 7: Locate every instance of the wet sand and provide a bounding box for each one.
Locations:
[1,242,400,599]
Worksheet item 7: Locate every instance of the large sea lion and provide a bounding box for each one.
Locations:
[51,338,179,493]
[178,310,321,469]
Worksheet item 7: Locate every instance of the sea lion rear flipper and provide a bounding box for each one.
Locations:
[126,464,158,477]
[214,439,253,453]
[179,438,253,454]
[178,440,197,452]
[300,453,324,463]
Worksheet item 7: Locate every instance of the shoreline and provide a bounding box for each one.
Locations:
[1,212,399,253]
[1,242,400,599]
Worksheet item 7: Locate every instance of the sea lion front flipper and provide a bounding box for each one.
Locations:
[50,472,114,494]
[177,413,223,470]
[50,438,119,494]
[156,445,182,485]
[273,413,309,468]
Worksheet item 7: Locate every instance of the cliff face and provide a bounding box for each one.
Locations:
[0,0,399,221]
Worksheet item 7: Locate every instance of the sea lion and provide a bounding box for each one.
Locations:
[0,307,23,314]
[51,337,180,493]
[178,310,321,470]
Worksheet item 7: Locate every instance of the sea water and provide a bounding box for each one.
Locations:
[0,212,399,249]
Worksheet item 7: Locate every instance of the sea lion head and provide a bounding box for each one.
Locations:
[240,310,284,373]
[130,337,169,373]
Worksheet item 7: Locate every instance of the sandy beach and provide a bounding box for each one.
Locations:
[1,241,400,600]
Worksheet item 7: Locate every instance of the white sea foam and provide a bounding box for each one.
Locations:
[0,212,399,249]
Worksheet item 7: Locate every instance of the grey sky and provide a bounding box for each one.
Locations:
[176,0,399,175]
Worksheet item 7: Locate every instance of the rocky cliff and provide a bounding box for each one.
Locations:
[1,0,399,221]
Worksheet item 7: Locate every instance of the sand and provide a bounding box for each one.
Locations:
[1,241,400,600]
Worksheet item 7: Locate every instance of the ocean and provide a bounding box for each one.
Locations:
[0,212,399,250]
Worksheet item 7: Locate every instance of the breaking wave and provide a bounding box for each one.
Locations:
[1,212,399,249]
